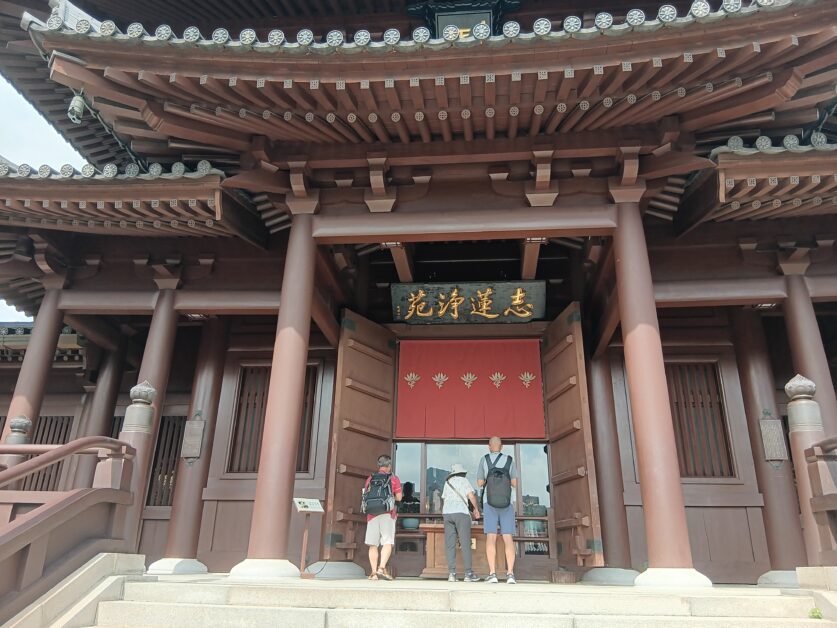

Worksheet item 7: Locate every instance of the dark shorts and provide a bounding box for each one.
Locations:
[483,503,515,535]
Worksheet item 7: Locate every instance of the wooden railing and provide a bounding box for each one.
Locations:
[0,436,136,623]
[805,436,837,565]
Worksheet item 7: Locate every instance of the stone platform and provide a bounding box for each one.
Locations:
[83,573,834,627]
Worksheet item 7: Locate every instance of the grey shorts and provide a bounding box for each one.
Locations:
[365,513,396,546]
[483,503,516,535]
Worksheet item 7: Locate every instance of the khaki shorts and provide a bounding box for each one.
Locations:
[365,513,396,546]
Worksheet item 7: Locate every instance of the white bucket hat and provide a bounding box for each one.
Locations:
[449,463,467,476]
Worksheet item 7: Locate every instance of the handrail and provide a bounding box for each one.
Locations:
[810,435,837,454]
[0,436,134,489]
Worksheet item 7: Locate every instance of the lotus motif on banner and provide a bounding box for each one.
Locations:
[404,372,421,389]
[489,372,507,389]
[519,371,536,388]
[432,372,449,389]
[461,372,478,389]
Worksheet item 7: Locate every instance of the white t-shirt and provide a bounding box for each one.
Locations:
[442,475,476,515]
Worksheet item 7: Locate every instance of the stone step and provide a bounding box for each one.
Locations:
[94,602,835,628]
[119,580,817,618]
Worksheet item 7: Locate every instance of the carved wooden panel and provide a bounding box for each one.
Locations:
[322,310,395,562]
[542,302,603,570]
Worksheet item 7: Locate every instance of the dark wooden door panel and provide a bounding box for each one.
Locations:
[543,302,603,570]
[322,310,396,563]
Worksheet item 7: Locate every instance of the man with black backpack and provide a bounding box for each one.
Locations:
[477,436,518,584]
[361,454,402,580]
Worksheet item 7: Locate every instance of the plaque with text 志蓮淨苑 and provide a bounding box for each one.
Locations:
[391,281,546,324]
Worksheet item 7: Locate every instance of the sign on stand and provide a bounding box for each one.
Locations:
[293,498,324,579]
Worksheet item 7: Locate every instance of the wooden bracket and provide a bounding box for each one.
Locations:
[133,253,183,289]
[617,143,642,186]
[31,235,68,289]
[525,149,559,207]
[364,154,396,213]
[285,159,320,214]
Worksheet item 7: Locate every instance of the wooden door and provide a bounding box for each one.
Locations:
[321,310,396,565]
[542,302,604,572]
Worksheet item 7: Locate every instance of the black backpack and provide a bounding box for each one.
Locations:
[362,472,395,515]
[484,454,513,509]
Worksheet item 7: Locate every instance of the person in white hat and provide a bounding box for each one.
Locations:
[442,462,481,582]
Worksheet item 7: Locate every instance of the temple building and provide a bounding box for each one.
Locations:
[1,0,837,621]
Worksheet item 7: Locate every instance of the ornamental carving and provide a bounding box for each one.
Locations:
[461,372,478,389]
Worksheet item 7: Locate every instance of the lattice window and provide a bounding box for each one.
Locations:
[146,415,187,506]
[665,362,734,478]
[227,364,318,474]
[21,415,74,491]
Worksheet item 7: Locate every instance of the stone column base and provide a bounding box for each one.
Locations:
[582,567,640,586]
[634,568,712,588]
[758,570,799,588]
[228,558,301,580]
[147,557,208,575]
[304,561,367,580]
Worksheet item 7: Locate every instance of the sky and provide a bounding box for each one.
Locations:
[0,75,86,322]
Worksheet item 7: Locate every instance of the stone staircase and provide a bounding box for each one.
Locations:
[78,575,834,628]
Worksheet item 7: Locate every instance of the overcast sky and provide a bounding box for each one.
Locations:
[0,76,85,322]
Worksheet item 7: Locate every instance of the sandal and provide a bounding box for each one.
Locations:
[377,568,394,581]
[368,573,379,580]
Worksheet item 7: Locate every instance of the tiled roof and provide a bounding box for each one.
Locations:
[711,131,837,158]
[0,160,221,181]
[29,0,802,57]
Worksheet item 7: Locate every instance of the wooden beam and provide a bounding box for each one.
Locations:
[311,287,339,347]
[221,168,290,194]
[520,238,543,280]
[638,152,715,181]
[387,243,414,283]
[673,170,720,236]
[593,293,619,358]
[216,190,270,250]
[312,205,618,244]
[267,127,667,170]
[315,248,349,305]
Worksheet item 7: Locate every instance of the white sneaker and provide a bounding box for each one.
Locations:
[464,573,480,582]
[506,573,517,584]
[448,573,457,582]
[485,573,499,583]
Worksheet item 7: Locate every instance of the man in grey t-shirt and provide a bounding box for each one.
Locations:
[477,436,518,584]
[442,463,481,582]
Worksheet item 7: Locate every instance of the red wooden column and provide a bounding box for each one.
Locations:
[731,308,807,583]
[1,288,64,442]
[611,183,710,587]
[119,288,179,549]
[73,343,126,487]
[231,214,316,579]
[149,317,228,574]
[784,274,837,435]
[582,353,638,584]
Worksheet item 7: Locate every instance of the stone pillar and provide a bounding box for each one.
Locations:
[74,344,126,488]
[582,353,639,586]
[785,375,827,566]
[1,289,64,442]
[784,274,837,435]
[119,289,178,549]
[611,185,710,587]
[148,317,228,575]
[731,308,807,585]
[230,214,316,580]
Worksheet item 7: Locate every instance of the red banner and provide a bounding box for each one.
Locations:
[395,339,545,439]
